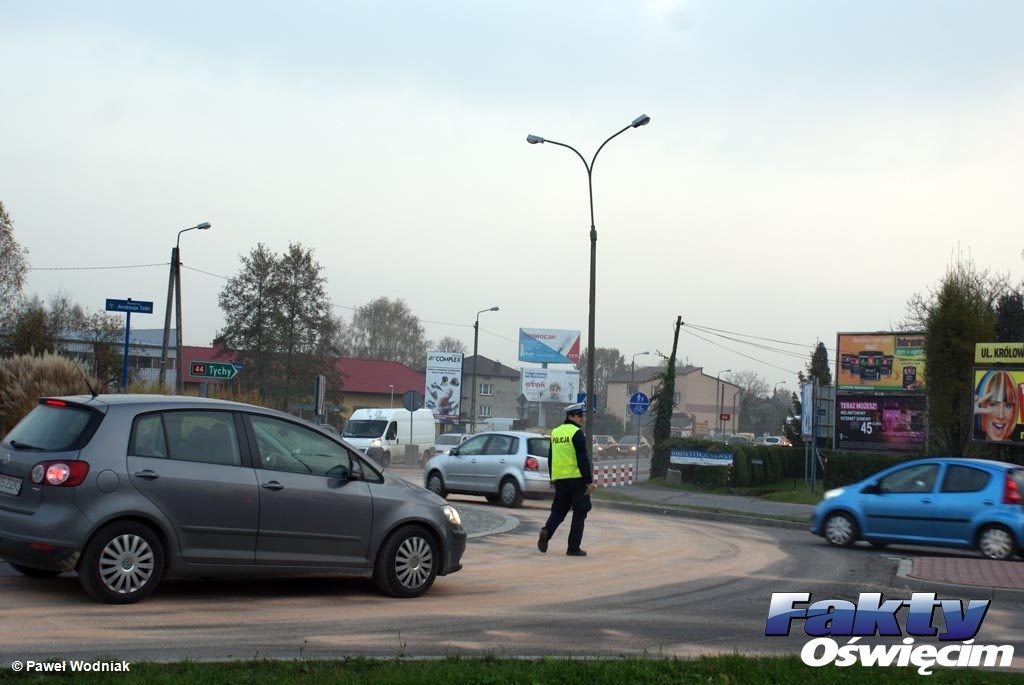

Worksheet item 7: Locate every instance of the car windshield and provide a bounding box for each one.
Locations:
[342,420,387,438]
[436,435,463,446]
[594,436,611,444]
[620,436,637,445]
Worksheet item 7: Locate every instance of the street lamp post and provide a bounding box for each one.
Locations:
[716,369,731,437]
[159,221,211,393]
[527,114,651,443]
[470,306,499,434]
[389,384,395,409]
[631,351,650,476]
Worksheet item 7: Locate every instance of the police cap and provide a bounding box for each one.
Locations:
[564,402,585,416]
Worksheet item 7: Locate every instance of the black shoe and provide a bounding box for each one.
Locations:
[566,549,587,557]
[537,528,549,553]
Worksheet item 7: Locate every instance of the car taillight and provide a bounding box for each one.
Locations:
[30,460,90,487]
[525,456,540,471]
[44,399,68,407]
[1004,475,1022,505]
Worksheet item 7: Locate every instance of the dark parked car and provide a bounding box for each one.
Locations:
[0,395,466,603]
[617,435,651,458]
[811,457,1024,560]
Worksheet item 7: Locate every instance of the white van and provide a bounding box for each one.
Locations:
[342,408,437,467]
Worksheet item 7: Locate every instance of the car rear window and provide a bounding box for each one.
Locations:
[527,438,550,458]
[4,401,103,451]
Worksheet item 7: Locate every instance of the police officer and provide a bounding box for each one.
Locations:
[537,402,595,557]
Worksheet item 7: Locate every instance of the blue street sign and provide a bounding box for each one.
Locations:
[576,392,599,412]
[105,298,154,314]
[629,392,650,416]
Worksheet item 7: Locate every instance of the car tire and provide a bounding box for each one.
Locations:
[9,563,63,579]
[78,521,165,604]
[499,477,523,508]
[426,472,447,498]
[823,512,858,548]
[374,525,438,598]
[485,494,500,504]
[978,525,1016,561]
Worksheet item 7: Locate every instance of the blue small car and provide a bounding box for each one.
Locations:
[811,458,1024,560]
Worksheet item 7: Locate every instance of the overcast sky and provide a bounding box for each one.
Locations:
[3,1,1022,392]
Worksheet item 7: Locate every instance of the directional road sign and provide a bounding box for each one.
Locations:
[105,298,154,314]
[629,392,650,416]
[190,361,240,380]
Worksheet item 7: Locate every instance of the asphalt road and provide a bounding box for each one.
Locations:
[0,498,1021,666]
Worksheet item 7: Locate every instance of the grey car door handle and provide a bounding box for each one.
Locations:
[261,481,284,491]
[133,470,159,480]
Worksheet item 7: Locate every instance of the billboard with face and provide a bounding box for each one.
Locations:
[836,333,926,392]
[972,368,1022,445]
[521,368,580,403]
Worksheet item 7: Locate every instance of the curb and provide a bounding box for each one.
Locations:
[594,498,810,531]
[892,557,1024,600]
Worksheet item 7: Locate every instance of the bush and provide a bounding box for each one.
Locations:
[0,353,99,437]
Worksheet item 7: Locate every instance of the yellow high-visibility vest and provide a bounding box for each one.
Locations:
[550,423,582,481]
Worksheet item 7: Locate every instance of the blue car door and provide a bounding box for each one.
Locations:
[932,464,995,544]
[860,462,940,541]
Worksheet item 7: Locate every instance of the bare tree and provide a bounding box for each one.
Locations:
[0,201,29,324]
[348,297,427,368]
[432,336,467,354]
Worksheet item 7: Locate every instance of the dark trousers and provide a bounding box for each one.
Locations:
[543,478,592,552]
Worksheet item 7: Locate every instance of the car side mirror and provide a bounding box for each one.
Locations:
[450,446,459,456]
[863,480,881,494]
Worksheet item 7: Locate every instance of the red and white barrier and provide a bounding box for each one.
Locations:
[593,464,634,487]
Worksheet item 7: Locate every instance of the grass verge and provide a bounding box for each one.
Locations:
[1,655,1017,683]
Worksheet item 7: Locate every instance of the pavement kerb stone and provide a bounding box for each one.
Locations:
[893,557,1024,600]
[596,498,810,531]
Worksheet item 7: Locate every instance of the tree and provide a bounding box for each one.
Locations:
[0,201,29,324]
[217,243,342,411]
[347,297,427,368]
[783,391,803,447]
[906,257,1004,455]
[9,297,56,356]
[995,290,1024,342]
[798,341,832,387]
[575,347,627,412]
[432,336,467,354]
[650,316,682,478]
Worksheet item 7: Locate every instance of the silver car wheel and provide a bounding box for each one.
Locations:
[979,527,1014,560]
[500,479,520,507]
[393,534,434,591]
[824,513,855,547]
[99,533,155,595]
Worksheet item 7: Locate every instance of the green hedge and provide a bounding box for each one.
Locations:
[660,438,928,489]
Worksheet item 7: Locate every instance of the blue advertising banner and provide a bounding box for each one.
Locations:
[669,449,733,466]
[518,328,581,364]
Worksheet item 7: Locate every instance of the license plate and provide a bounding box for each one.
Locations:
[0,474,22,497]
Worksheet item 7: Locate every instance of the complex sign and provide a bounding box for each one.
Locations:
[835,393,927,452]
[424,351,463,425]
[836,332,926,392]
[518,328,581,365]
[521,368,580,403]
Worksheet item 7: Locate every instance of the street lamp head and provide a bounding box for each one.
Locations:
[526,134,545,144]
[195,221,212,230]
[631,114,651,128]
[488,306,499,312]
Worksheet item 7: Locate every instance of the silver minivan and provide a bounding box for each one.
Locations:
[423,431,550,508]
[0,395,466,604]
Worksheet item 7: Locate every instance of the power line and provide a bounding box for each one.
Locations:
[680,326,800,375]
[29,262,168,271]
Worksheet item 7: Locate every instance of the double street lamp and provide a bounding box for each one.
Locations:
[470,306,499,434]
[527,114,651,440]
[159,221,212,393]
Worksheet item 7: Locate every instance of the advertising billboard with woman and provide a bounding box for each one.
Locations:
[973,369,1021,444]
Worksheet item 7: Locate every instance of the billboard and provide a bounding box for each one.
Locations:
[972,367,1023,445]
[521,368,580,403]
[424,351,463,425]
[835,394,928,452]
[836,332,926,392]
[518,328,581,364]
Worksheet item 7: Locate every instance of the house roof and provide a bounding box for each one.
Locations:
[332,357,425,394]
[463,355,520,379]
[179,345,425,391]
[608,365,699,383]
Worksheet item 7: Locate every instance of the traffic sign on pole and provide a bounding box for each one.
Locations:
[189,361,239,380]
[629,392,650,416]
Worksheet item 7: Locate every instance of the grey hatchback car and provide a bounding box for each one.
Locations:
[423,431,550,508]
[0,395,466,604]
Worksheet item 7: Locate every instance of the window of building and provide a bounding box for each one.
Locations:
[480,405,492,417]
[480,384,494,396]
